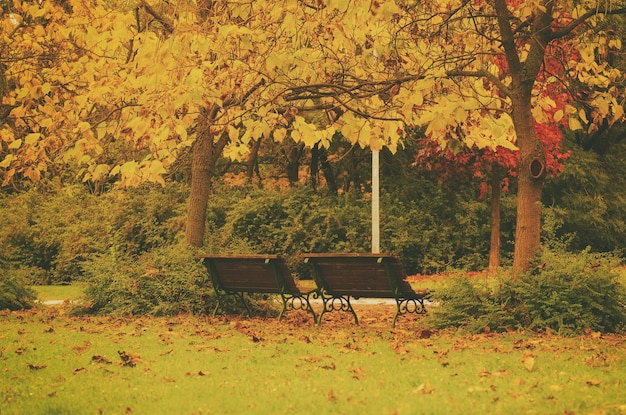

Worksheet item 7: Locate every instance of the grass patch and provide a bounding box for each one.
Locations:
[31,283,86,303]
[1,309,625,414]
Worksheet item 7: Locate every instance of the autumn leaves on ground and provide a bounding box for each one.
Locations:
[2,302,625,415]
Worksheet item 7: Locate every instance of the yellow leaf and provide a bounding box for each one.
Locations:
[358,123,371,148]
[17,87,30,99]
[0,154,15,168]
[90,164,110,181]
[25,133,41,145]
[175,124,187,141]
[40,118,54,129]
[8,139,22,149]
[568,117,583,131]
[77,122,91,133]
[28,4,46,18]
[228,126,240,142]
[553,109,564,122]
[273,128,287,142]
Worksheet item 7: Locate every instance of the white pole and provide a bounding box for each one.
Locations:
[372,150,380,254]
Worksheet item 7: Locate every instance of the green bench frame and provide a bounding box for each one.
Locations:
[303,253,431,327]
[198,254,317,322]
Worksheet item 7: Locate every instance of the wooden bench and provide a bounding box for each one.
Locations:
[198,254,317,322]
[303,253,431,327]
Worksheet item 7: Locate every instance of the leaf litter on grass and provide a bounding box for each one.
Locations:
[1,306,626,414]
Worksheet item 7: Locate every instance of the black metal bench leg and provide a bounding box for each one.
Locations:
[279,293,317,323]
[238,292,252,316]
[277,296,289,321]
[393,297,428,328]
[212,289,224,317]
[305,294,318,324]
[318,292,358,326]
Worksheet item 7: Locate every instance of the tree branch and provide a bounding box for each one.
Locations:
[550,6,626,40]
[446,69,512,97]
[140,0,174,35]
[493,0,523,81]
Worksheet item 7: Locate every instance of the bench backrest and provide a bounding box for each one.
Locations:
[303,253,414,298]
[199,255,300,295]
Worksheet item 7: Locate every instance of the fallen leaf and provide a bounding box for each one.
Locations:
[352,367,366,380]
[414,382,435,394]
[118,350,139,367]
[418,329,433,339]
[321,362,336,370]
[326,389,337,403]
[92,355,112,364]
[27,363,47,370]
[522,353,535,372]
[299,356,322,363]
[586,379,601,386]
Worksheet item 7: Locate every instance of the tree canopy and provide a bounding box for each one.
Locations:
[2,0,625,270]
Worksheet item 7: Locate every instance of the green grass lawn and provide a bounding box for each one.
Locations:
[1,308,625,415]
[31,283,86,303]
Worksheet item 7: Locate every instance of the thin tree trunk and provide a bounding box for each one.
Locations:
[319,147,337,194]
[488,171,502,269]
[309,142,320,191]
[285,140,304,186]
[246,137,262,184]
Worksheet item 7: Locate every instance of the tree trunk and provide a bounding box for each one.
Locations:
[186,132,214,247]
[511,97,546,272]
[309,142,320,191]
[488,171,502,269]
[285,139,304,186]
[246,137,262,184]
[319,147,337,194]
[185,111,230,247]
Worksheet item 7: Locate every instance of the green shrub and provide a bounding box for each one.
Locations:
[0,275,37,310]
[0,185,113,284]
[0,183,189,285]
[428,274,522,333]
[205,186,371,278]
[430,249,626,334]
[81,242,213,316]
[513,249,626,334]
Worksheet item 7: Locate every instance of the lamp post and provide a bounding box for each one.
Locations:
[372,150,380,254]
